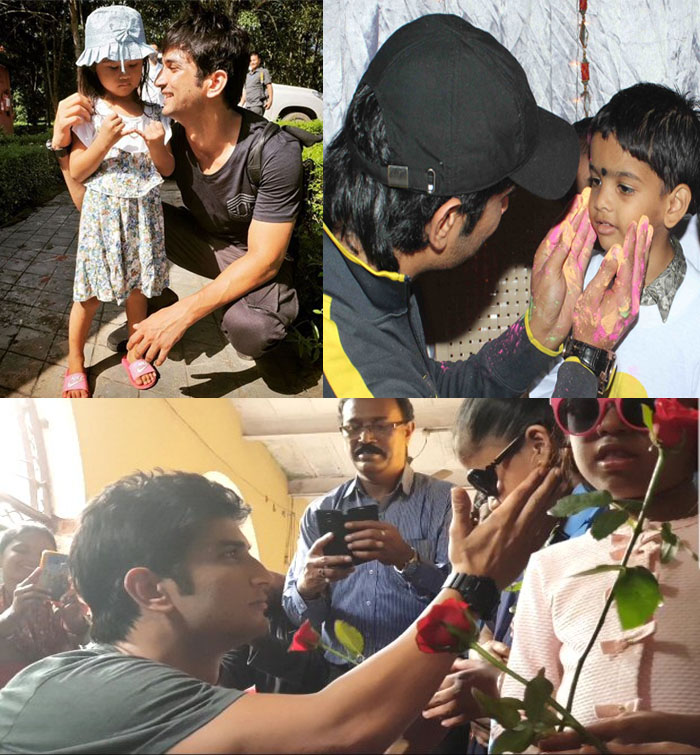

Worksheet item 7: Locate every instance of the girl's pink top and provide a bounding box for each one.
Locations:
[499,514,700,728]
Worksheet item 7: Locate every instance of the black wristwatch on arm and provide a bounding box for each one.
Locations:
[442,572,500,621]
[562,336,616,396]
[45,139,71,159]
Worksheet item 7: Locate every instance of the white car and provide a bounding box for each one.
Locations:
[264,84,322,122]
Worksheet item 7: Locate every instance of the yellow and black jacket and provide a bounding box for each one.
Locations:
[323,227,597,398]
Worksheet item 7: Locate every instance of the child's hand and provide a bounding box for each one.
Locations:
[572,216,653,350]
[96,111,127,149]
[128,120,166,150]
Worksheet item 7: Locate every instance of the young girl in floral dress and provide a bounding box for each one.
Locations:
[62,5,173,397]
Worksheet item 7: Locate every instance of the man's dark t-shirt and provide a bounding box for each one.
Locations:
[0,644,243,753]
[170,109,302,251]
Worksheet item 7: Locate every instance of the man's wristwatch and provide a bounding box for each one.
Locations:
[442,573,500,620]
[562,336,616,396]
[45,139,71,159]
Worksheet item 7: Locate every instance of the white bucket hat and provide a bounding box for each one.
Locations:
[76,5,154,73]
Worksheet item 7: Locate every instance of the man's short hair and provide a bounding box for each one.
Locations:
[337,398,415,424]
[590,83,700,214]
[324,85,512,272]
[70,471,250,644]
[161,6,250,110]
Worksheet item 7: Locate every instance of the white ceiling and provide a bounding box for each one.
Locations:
[229,399,469,496]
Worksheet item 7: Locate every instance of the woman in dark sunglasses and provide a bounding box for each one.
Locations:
[454,398,569,507]
[423,400,572,751]
[496,399,700,750]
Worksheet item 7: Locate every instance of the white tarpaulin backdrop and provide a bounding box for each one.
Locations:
[323,0,700,145]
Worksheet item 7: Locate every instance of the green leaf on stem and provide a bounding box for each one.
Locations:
[523,668,554,721]
[492,722,535,755]
[590,509,630,540]
[334,620,364,659]
[472,689,521,730]
[660,522,679,564]
[573,564,625,578]
[614,499,643,515]
[641,403,655,432]
[504,580,523,593]
[548,490,612,517]
[613,566,663,630]
[538,706,560,727]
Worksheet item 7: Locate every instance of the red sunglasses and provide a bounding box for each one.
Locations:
[550,399,656,437]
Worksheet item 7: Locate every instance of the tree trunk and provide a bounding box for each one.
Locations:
[69,0,82,60]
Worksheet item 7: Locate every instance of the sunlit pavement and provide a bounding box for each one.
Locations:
[0,182,321,398]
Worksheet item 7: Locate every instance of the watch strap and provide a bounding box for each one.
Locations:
[45,139,71,159]
[562,336,616,396]
[442,572,500,620]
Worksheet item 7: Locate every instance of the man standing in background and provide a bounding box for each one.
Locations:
[241,52,273,115]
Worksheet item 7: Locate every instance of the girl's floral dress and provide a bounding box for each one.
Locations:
[72,98,170,305]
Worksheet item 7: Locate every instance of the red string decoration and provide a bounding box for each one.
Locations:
[579,0,591,115]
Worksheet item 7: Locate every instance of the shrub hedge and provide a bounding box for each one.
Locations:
[0,142,64,226]
[279,119,322,362]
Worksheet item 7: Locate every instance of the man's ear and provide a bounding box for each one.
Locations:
[664,184,692,229]
[424,198,464,252]
[204,69,229,99]
[123,567,176,616]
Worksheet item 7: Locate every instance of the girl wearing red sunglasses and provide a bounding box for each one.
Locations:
[497,399,699,746]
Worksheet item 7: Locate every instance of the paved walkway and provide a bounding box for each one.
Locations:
[0,182,321,398]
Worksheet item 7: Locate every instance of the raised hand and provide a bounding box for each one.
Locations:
[5,567,52,621]
[53,93,93,149]
[529,187,597,351]
[127,119,166,150]
[96,111,127,150]
[448,465,564,589]
[573,216,653,350]
[296,532,354,601]
[343,520,413,567]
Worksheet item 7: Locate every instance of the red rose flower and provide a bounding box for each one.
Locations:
[416,598,473,654]
[289,619,321,652]
[653,399,699,448]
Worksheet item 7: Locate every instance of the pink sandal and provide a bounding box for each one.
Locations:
[121,357,158,390]
[62,370,90,398]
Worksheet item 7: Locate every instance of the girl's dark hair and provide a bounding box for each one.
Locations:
[70,470,250,644]
[77,59,150,104]
[453,399,563,461]
[161,6,250,110]
[0,523,57,558]
[590,83,700,214]
[324,84,513,272]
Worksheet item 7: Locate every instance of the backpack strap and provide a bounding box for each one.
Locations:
[244,120,322,195]
[246,121,281,196]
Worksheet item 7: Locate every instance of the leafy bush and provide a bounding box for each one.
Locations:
[278,118,322,135]
[278,119,322,362]
[0,129,53,146]
[0,143,64,226]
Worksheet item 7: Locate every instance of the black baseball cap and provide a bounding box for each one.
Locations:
[349,14,578,199]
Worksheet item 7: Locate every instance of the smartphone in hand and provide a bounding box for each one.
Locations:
[37,550,70,601]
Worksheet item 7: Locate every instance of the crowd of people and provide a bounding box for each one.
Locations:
[0,398,697,753]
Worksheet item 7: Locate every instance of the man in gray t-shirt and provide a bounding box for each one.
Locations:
[52,11,300,365]
[241,52,273,116]
[0,646,244,754]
